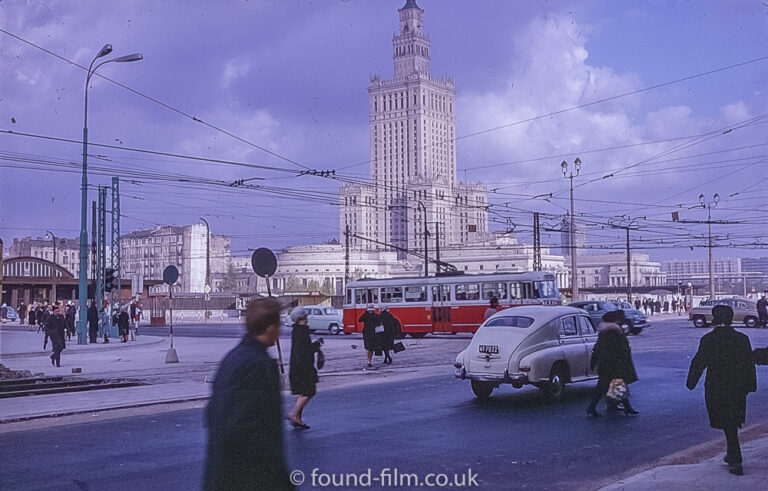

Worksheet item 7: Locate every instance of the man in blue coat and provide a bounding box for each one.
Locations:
[204,297,293,490]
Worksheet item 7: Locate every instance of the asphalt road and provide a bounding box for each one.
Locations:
[4,345,768,490]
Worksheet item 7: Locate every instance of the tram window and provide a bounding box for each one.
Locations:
[520,282,533,299]
[455,283,480,301]
[509,282,521,300]
[431,285,451,302]
[355,289,367,305]
[356,288,378,305]
[405,286,427,302]
[346,289,352,305]
[482,282,507,300]
[381,287,403,303]
[534,280,558,299]
[367,288,379,304]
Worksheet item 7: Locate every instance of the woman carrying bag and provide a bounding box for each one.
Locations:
[287,306,323,429]
[586,310,639,417]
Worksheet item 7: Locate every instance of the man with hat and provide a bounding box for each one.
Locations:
[687,304,757,476]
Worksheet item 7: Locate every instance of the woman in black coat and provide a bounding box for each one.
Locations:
[358,305,381,368]
[586,310,639,416]
[687,305,756,475]
[288,307,321,429]
[379,307,401,365]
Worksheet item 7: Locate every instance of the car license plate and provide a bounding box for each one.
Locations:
[479,345,499,354]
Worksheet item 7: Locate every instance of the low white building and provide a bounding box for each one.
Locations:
[577,252,666,289]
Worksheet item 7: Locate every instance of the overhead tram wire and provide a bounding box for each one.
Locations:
[0,28,311,172]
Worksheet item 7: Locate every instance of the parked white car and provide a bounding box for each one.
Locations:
[305,306,343,335]
[454,306,598,400]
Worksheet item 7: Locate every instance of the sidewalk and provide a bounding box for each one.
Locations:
[600,431,768,490]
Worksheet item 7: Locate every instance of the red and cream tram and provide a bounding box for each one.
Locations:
[343,272,561,337]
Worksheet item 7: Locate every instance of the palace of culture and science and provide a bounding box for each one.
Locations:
[339,0,489,258]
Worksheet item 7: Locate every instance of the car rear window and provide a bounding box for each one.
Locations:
[484,316,535,328]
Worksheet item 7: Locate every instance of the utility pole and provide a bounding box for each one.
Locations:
[417,201,428,278]
[607,216,641,303]
[435,221,441,275]
[91,200,97,299]
[344,224,350,284]
[200,217,211,320]
[533,212,541,272]
[561,158,581,301]
[700,193,719,300]
[96,187,107,315]
[111,177,122,316]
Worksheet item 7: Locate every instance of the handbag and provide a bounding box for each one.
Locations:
[374,324,385,334]
[606,378,628,401]
[393,341,406,353]
[316,349,325,370]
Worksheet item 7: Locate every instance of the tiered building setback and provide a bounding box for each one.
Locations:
[340,0,488,259]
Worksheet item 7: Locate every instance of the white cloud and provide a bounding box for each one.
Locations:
[221,60,250,88]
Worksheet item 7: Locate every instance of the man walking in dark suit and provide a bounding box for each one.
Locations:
[687,304,757,476]
[203,297,293,490]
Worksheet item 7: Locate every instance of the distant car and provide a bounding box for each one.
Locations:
[306,306,343,335]
[2,306,19,322]
[454,306,598,401]
[688,297,759,328]
[611,302,649,335]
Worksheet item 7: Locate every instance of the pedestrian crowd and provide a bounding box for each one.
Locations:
[1,298,145,368]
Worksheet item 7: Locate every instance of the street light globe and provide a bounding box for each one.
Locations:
[560,160,568,176]
[713,193,719,204]
[699,193,705,204]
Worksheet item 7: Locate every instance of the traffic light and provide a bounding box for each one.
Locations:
[105,268,115,292]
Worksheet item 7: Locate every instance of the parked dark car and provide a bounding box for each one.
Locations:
[568,300,646,335]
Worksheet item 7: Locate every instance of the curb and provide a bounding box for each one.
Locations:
[0,394,210,424]
[0,337,167,359]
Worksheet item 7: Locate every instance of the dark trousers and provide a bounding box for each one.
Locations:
[43,333,49,350]
[724,427,742,464]
[587,380,609,410]
[50,346,63,366]
[89,323,98,343]
[759,311,768,328]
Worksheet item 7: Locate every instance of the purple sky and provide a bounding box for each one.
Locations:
[1,0,767,262]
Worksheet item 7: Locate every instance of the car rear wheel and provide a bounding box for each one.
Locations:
[692,316,707,328]
[471,380,494,400]
[541,366,567,402]
[744,316,758,328]
[329,324,340,335]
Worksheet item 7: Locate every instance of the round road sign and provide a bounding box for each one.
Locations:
[163,265,179,285]
[251,248,277,277]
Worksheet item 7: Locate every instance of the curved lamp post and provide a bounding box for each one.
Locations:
[200,217,211,320]
[561,157,582,302]
[45,230,57,303]
[77,45,142,344]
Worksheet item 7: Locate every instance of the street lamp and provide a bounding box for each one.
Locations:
[561,157,582,301]
[417,201,428,278]
[45,230,56,303]
[699,193,719,300]
[77,44,142,344]
[200,217,211,320]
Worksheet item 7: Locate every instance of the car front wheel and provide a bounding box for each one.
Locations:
[329,324,340,335]
[692,316,706,328]
[744,316,758,328]
[471,380,494,400]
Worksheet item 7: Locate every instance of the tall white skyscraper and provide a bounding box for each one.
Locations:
[339,0,488,259]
